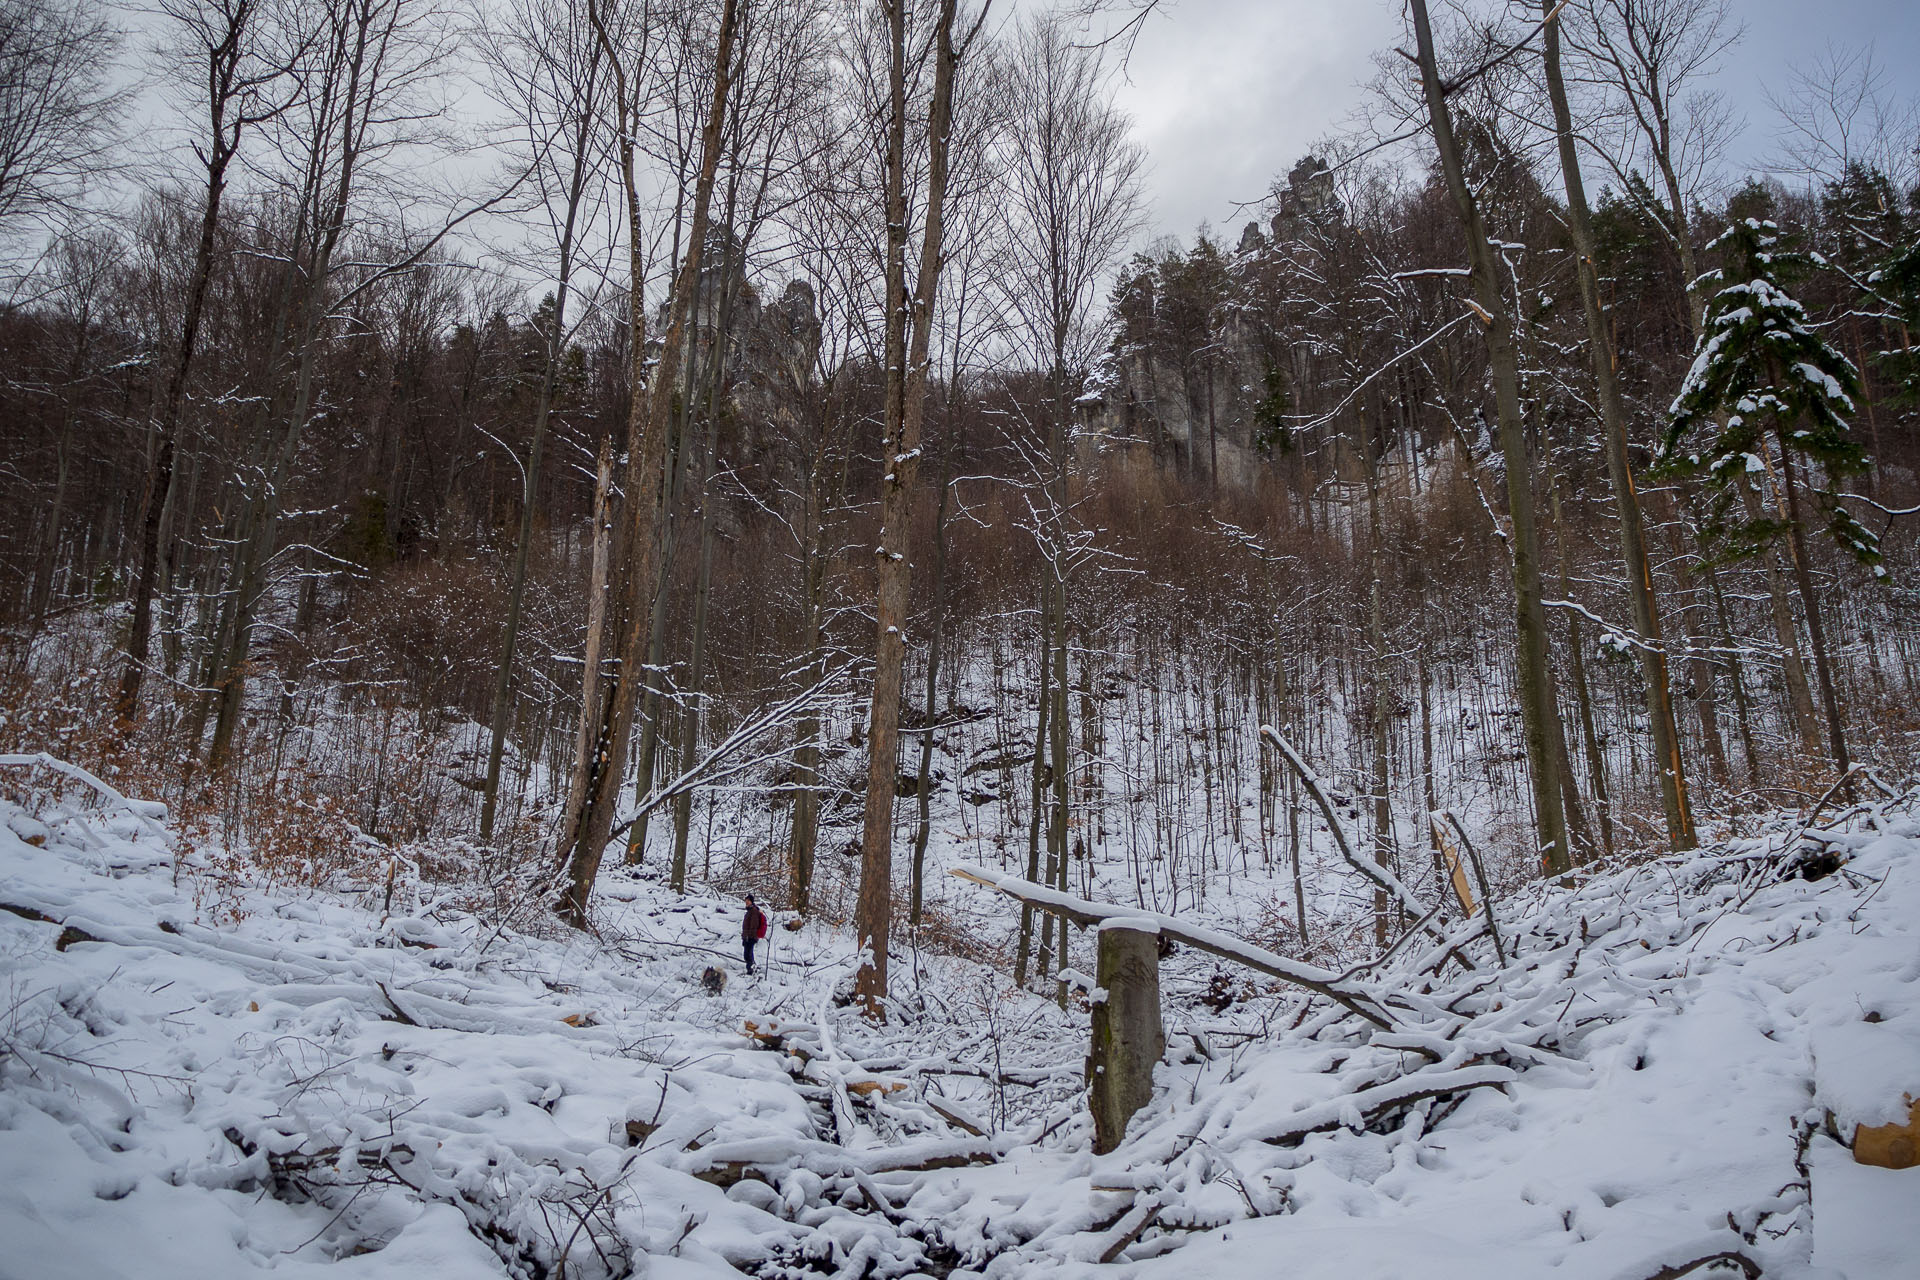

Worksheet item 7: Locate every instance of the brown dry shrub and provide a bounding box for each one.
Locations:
[0,663,386,911]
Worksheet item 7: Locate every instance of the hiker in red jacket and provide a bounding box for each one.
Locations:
[742,895,767,972]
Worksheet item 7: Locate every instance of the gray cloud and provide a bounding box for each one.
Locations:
[1113,0,1920,242]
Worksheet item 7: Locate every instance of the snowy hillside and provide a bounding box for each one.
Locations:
[3,754,1918,1278]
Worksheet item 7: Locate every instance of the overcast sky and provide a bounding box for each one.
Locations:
[1108,0,1920,243]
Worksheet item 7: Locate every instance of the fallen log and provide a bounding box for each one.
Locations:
[948,865,1399,1030]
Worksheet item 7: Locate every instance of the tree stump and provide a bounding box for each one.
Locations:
[1854,1096,1920,1170]
[1088,923,1165,1155]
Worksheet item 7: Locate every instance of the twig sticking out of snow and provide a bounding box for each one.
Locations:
[1436,808,1507,965]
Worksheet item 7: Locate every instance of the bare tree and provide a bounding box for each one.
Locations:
[116,0,295,725]
[557,0,742,927]
[0,0,121,246]
[997,8,1144,991]
[1572,0,1825,762]
[852,0,987,1017]
[1408,0,1576,876]
[197,0,492,771]
[1539,0,1693,848]
[1769,44,1920,193]
[475,0,612,842]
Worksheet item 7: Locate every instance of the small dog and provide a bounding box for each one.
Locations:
[700,966,727,996]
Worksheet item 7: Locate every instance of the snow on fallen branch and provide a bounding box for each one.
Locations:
[608,671,847,841]
[0,752,172,841]
[678,1133,1013,1188]
[948,863,1401,1029]
[1248,1062,1516,1146]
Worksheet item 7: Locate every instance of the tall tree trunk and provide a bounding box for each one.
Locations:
[563,439,616,854]
[557,0,740,927]
[1775,435,1851,771]
[1550,479,1613,857]
[1671,548,1731,786]
[1016,594,1051,989]
[1541,2,1690,847]
[853,0,964,1017]
[670,269,735,892]
[624,395,696,865]
[1048,572,1071,1007]
[788,437,832,911]
[1410,0,1574,876]
[481,88,598,841]
[909,445,952,925]
[669,436,717,892]
[118,120,235,724]
[1364,428,1393,947]
[1743,480,1822,751]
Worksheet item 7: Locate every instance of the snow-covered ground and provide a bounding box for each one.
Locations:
[3,754,1917,1278]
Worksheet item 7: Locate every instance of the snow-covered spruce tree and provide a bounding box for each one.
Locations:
[1874,232,1920,404]
[1662,216,1881,773]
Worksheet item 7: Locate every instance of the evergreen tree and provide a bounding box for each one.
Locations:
[1663,217,1880,570]
[1663,216,1881,771]
[1869,206,1920,404]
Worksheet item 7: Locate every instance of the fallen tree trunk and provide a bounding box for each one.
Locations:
[949,865,1400,1030]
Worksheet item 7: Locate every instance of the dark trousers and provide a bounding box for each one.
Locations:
[744,936,757,971]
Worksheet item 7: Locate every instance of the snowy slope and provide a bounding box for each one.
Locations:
[2,758,1917,1278]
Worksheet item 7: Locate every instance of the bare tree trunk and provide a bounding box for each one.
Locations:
[1743,481,1823,752]
[788,446,830,910]
[1364,431,1393,947]
[1703,562,1760,780]
[1410,0,1574,876]
[1552,480,1613,857]
[1016,592,1051,989]
[1541,1,1690,847]
[909,444,952,925]
[853,0,966,1017]
[558,0,740,927]
[481,57,600,841]
[1775,435,1851,771]
[624,397,696,865]
[1047,572,1071,1007]
[563,439,617,844]
[117,6,260,723]
[1088,924,1164,1156]
[670,284,733,892]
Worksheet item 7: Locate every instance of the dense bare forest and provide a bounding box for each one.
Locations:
[4,0,1918,997]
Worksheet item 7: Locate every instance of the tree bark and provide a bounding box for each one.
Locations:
[1410,0,1574,876]
[853,0,965,1018]
[480,58,600,841]
[117,9,257,724]
[1016,594,1051,989]
[1087,924,1164,1156]
[558,0,740,927]
[909,445,952,925]
[1775,436,1851,771]
[1540,1,1690,847]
